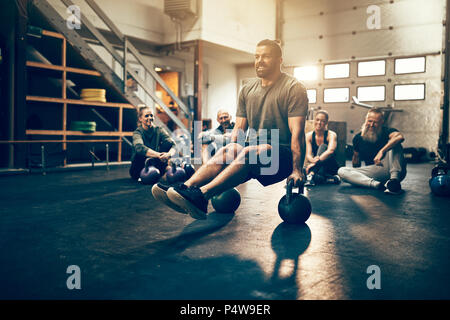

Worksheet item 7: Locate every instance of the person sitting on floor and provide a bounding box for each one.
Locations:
[337,108,407,194]
[304,110,340,186]
[198,109,235,164]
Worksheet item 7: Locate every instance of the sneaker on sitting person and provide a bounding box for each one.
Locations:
[384,178,403,195]
[325,174,341,185]
[304,174,315,187]
[167,185,209,220]
[152,182,188,214]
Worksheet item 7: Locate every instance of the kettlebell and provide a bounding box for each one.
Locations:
[140,158,161,185]
[278,179,312,224]
[431,163,448,178]
[211,188,241,213]
[429,163,450,197]
[166,161,186,184]
[181,161,196,179]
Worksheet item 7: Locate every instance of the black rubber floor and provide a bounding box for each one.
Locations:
[1,162,449,299]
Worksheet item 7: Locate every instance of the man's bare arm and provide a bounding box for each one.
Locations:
[230,117,248,143]
[288,116,306,184]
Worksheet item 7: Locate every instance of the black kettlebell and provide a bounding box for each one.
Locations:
[431,163,448,178]
[278,179,312,224]
[181,161,196,179]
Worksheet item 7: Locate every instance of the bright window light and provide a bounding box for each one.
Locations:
[358,60,386,77]
[357,86,385,102]
[307,89,317,104]
[294,66,318,81]
[395,57,425,74]
[394,84,425,100]
[324,88,349,103]
[324,63,349,79]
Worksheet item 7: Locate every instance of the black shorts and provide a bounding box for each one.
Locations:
[244,144,293,187]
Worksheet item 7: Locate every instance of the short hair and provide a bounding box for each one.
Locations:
[137,104,152,117]
[216,109,230,117]
[367,108,384,118]
[315,110,329,122]
[256,39,282,58]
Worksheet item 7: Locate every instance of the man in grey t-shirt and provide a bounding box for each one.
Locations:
[152,39,309,220]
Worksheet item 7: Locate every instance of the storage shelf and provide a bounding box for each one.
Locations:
[26,95,134,109]
[23,28,133,165]
[26,61,102,76]
[0,139,122,144]
[26,130,133,137]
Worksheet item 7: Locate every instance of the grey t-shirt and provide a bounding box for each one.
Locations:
[236,72,309,147]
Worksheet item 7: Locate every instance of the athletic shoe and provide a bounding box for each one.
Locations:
[151,182,188,214]
[167,185,208,220]
[325,175,341,185]
[314,174,326,185]
[384,179,403,195]
[304,174,315,186]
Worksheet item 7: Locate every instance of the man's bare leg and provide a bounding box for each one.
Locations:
[200,145,270,199]
[185,143,244,188]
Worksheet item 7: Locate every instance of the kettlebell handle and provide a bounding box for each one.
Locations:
[144,158,151,169]
[286,179,305,204]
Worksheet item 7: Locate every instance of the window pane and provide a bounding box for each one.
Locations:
[358,60,386,77]
[357,86,385,102]
[395,57,425,74]
[324,63,349,79]
[294,66,318,81]
[394,84,425,100]
[307,89,317,103]
[324,88,349,103]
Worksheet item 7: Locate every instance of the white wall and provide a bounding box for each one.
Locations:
[50,0,275,52]
[282,0,445,65]
[201,0,276,54]
[202,57,238,122]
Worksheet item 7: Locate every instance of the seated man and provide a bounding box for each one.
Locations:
[304,110,340,186]
[199,109,235,164]
[338,108,407,194]
[151,39,308,220]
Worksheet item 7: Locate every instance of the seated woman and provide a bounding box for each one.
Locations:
[304,110,340,186]
[129,105,177,180]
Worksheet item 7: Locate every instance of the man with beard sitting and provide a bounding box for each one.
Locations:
[338,108,407,194]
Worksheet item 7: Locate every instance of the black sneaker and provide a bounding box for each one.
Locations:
[314,174,326,185]
[384,179,402,195]
[325,175,341,185]
[151,182,188,214]
[167,185,208,220]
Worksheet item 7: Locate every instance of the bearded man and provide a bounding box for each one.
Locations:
[338,108,407,194]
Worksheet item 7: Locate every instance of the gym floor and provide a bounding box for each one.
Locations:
[1,162,449,300]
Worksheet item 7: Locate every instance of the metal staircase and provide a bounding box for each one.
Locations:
[31,0,192,138]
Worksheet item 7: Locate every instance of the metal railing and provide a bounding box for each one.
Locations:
[56,0,192,134]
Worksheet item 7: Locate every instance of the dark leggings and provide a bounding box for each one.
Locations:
[129,155,168,180]
[310,144,339,176]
